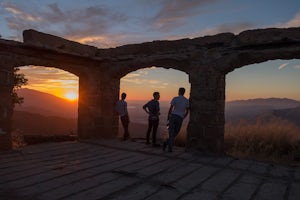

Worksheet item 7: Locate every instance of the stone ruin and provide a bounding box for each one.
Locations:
[1,27,300,153]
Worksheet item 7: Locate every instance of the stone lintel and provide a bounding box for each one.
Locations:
[23,29,97,57]
[235,27,300,47]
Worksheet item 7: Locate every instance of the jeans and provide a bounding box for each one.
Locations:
[146,119,159,144]
[166,114,183,151]
[121,114,129,139]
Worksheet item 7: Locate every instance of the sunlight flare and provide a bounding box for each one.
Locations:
[64,91,78,101]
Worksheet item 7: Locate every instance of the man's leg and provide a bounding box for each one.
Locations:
[146,120,153,144]
[152,119,159,146]
[174,116,183,138]
[167,115,176,152]
[121,115,130,140]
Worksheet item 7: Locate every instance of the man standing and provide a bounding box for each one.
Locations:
[115,92,130,140]
[143,92,160,147]
[163,88,189,152]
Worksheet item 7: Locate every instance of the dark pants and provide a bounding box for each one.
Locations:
[146,119,159,144]
[121,114,129,139]
[166,114,183,151]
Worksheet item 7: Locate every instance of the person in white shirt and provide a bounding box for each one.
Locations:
[115,93,130,140]
[163,88,189,152]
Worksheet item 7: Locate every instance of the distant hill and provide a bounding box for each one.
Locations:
[15,88,77,118]
[226,98,300,124]
[273,106,300,127]
[12,89,300,136]
[12,111,77,136]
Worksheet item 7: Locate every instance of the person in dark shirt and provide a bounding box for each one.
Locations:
[143,92,160,147]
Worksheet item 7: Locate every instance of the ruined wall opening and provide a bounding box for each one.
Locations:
[12,65,78,146]
[225,59,300,163]
[118,66,190,145]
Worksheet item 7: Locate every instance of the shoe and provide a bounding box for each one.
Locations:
[162,142,167,151]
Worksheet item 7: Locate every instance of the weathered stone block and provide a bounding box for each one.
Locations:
[23,29,97,57]
[236,27,300,46]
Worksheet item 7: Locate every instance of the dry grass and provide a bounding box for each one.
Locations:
[225,117,300,164]
[174,117,300,164]
[11,129,77,149]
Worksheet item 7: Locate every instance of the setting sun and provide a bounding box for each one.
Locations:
[64,92,78,101]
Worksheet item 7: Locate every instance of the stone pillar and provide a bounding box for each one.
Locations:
[0,67,14,150]
[187,67,225,153]
[77,71,120,139]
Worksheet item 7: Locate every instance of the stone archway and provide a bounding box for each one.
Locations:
[119,66,191,140]
[1,27,300,153]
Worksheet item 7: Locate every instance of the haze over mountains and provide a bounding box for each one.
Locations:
[13,88,300,136]
[226,98,300,124]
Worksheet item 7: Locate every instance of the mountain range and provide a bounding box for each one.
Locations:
[225,98,300,124]
[13,88,300,136]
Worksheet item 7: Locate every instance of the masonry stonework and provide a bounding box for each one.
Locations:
[1,27,300,153]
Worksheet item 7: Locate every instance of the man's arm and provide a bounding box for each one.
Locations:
[143,103,149,114]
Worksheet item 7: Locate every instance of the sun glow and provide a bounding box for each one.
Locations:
[64,92,78,101]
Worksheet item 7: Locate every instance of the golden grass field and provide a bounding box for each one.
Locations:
[224,117,300,164]
[11,116,300,165]
[174,117,300,164]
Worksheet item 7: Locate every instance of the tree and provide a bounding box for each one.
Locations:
[12,67,28,105]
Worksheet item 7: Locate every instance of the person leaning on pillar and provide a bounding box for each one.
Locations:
[115,92,130,140]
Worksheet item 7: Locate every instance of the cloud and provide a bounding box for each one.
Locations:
[152,0,219,31]
[278,63,289,70]
[294,65,300,69]
[2,2,127,46]
[125,73,141,78]
[3,2,41,22]
[284,12,300,28]
[273,11,300,28]
[18,66,78,89]
[122,77,163,86]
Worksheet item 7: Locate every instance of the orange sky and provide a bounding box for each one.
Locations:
[19,60,300,102]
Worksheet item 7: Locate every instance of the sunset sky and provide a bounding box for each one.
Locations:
[1,0,300,101]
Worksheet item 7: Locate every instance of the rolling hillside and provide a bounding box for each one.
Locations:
[13,89,300,137]
[15,88,77,118]
[12,111,76,136]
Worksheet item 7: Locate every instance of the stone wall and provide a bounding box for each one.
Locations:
[0,66,14,150]
[1,27,300,153]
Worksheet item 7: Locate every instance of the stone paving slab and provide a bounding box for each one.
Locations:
[0,139,299,200]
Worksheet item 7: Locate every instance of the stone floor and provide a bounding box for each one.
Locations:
[0,139,300,200]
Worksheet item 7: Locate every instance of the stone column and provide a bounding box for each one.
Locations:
[77,71,120,139]
[187,67,225,153]
[0,66,14,150]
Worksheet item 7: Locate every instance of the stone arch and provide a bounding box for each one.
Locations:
[119,66,191,139]
[120,66,190,100]
[1,27,300,153]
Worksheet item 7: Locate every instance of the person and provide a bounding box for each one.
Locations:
[143,92,160,147]
[163,87,189,152]
[115,92,130,140]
